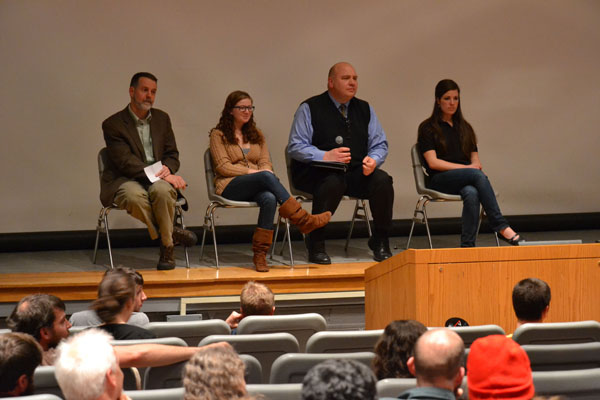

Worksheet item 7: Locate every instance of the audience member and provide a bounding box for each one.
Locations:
[301,359,377,400]
[70,267,149,327]
[55,328,130,400]
[467,334,534,400]
[512,277,551,332]
[92,268,156,339]
[102,71,197,270]
[183,345,249,400]
[288,61,394,263]
[395,329,465,400]
[226,280,275,330]
[6,293,71,365]
[0,332,43,397]
[372,319,428,379]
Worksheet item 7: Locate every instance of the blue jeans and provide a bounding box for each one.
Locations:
[221,171,290,230]
[429,169,508,247]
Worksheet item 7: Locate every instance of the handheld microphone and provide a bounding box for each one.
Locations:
[335,136,343,145]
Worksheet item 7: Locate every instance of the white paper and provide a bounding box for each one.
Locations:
[144,161,163,183]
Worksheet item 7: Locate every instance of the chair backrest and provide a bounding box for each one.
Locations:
[522,342,600,371]
[68,325,87,336]
[240,354,263,384]
[532,368,600,398]
[376,378,418,398]
[7,395,64,400]
[199,333,300,383]
[32,366,62,398]
[512,321,600,345]
[124,387,185,400]
[146,319,231,347]
[269,351,375,384]
[246,383,303,400]
[448,324,505,348]
[410,143,429,194]
[203,148,218,199]
[143,360,188,390]
[305,329,383,353]
[98,147,108,183]
[110,336,188,347]
[237,313,327,352]
[284,144,312,200]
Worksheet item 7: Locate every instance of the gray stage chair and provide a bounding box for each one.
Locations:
[32,366,62,398]
[448,324,505,348]
[125,387,185,400]
[376,378,418,397]
[5,395,64,400]
[240,354,263,384]
[93,147,190,269]
[532,368,600,398]
[305,329,383,354]
[246,383,303,400]
[512,320,600,345]
[67,325,87,336]
[269,351,375,384]
[523,342,600,371]
[405,144,499,249]
[236,313,327,352]
[145,319,231,346]
[199,332,299,383]
[143,360,187,390]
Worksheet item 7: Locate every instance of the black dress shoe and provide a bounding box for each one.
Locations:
[172,226,197,247]
[305,238,331,265]
[368,236,392,262]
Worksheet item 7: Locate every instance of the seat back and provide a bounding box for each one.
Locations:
[523,342,600,371]
[305,329,383,353]
[376,378,418,397]
[237,313,327,352]
[513,321,600,345]
[284,144,312,200]
[98,147,108,182]
[8,395,64,400]
[146,319,231,347]
[203,148,218,200]
[240,353,263,384]
[269,351,375,384]
[199,333,300,383]
[532,368,600,398]
[411,143,429,194]
[448,324,505,348]
[125,387,185,400]
[32,366,62,398]
[246,383,303,400]
[143,360,188,390]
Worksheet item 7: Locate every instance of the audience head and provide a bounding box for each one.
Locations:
[0,332,43,397]
[92,268,136,324]
[7,293,71,350]
[467,334,534,400]
[407,328,465,391]
[214,90,262,145]
[302,358,376,400]
[55,329,122,400]
[240,281,275,317]
[327,62,357,104]
[106,267,147,312]
[512,277,551,323]
[373,319,428,379]
[183,345,247,400]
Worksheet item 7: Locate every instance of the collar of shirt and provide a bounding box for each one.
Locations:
[128,104,152,125]
[327,92,350,110]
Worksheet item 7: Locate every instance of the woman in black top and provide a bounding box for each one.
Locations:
[417,79,523,247]
[92,269,155,340]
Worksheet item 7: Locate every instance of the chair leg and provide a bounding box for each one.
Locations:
[362,200,373,237]
[104,210,115,270]
[422,203,433,249]
[285,219,294,268]
[209,210,219,269]
[93,208,104,264]
[175,206,190,269]
[406,197,433,250]
[270,213,282,260]
[345,199,371,253]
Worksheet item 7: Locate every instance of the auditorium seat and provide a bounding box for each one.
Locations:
[236,313,327,352]
[513,320,600,345]
[145,319,231,346]
[143,360,187,390]
[269,351,375,384]
[448,324,505,348]
[125,387,184,400]
[240,354,263,384]
[8,395,64,400]
[532,368,600,398]
[523,342,600,371]
[376,378,417,397]
[32,366,62,398]
[246,383,303,400]
[305,329,383,353]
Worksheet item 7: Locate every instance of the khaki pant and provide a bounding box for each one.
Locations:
[114,180,177,247]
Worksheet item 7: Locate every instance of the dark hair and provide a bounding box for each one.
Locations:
[130,72,158,88]
[105,266,144,286]
[7,294,65,341]
[212,90,264,146]
[372,320,428,379]
[417,79,477,158]
[512,278,551,322]
[301,359,376,400]
[240,281,274,316]
[0,332,43,395]
[92,269,136,323]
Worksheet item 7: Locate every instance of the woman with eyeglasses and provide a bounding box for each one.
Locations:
[209,91,331,272]
[417,79,523,247]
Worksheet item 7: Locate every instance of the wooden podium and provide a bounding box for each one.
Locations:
[365,244,600,333]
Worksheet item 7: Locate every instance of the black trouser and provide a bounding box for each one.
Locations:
[294,165,394,245]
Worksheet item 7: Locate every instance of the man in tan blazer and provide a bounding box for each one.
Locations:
[101,72,196,270]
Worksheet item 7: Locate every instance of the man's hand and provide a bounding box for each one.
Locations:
[324,147,351,163]
[362,156,376,176]
[163,174,187,189]
[155,165,171,179]
[225,311,243,329]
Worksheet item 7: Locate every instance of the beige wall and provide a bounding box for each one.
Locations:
[1,0,598,233]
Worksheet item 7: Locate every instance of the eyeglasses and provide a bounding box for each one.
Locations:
[233,106,255,112]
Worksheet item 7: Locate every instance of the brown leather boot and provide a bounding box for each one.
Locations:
[279,197,331,234]
[252,228,273,272]
[157,245,175,270]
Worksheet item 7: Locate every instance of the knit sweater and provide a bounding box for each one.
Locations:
[209,129,273,195]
